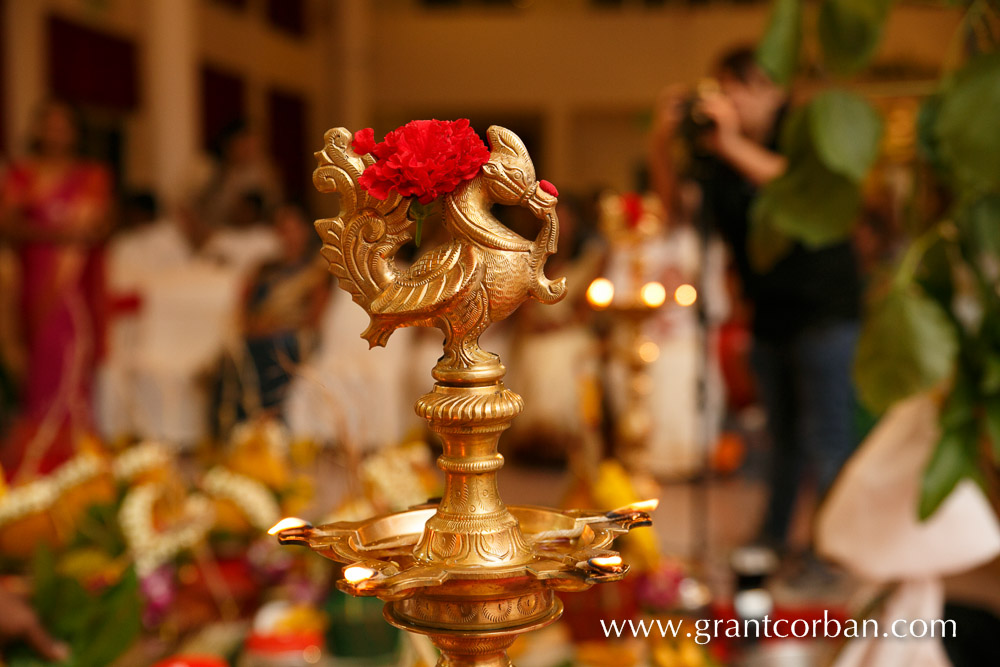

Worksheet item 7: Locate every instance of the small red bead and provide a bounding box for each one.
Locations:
[538,180,559,197]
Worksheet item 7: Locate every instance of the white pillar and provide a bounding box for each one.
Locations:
[4,0,46,155]
[145,0,198,205]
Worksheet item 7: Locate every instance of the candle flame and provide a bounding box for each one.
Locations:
[588,555,624,570]
[638,340,660,363]
[586,278,615,308]
[610,498,660,515]
[343,565,377,583]
[268,517,309,535]
[640,281,667,308]
[674,283,697,307]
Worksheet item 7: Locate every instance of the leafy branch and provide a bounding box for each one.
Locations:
[756,0,1000,519]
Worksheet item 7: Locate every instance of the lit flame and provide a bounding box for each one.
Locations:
[640,281,667,308]
[637,340,660,363]
[268,517,309,535]
[610,498,660,515]
[588,555,624,571]
[302,645,322,664]
[674,283,697,307]
[343,565,377,584]
[586,278,615,308]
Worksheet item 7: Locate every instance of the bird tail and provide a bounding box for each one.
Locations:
[313,128,414,312]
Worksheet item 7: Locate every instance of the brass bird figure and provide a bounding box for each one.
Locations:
[313,125,567,380]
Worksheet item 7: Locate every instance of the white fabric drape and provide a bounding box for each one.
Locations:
[817,393,1000,667]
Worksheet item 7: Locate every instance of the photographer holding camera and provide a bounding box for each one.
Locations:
[650,47,862,567]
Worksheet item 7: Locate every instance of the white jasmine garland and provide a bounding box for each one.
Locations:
[0,480,58,526]
[51,452,107,489]
[202,466,281,531]
[119,483,215,576]
[113,441,171,481]
[0,453,107,527]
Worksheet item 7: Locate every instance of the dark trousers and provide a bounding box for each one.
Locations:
[246,332,301,412]
[210,332,301,440]
[751,320,860,546]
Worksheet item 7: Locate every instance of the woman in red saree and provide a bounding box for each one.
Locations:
[0,102,112,481]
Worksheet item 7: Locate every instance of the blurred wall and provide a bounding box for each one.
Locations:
[3,0,335,210]
[367,0,961,192]
[2,0,962,203]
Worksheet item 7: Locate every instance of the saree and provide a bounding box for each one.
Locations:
[1,160,111,480]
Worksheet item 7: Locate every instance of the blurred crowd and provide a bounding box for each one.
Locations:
[0,100,334,477]
[0,97,722,485]
[0,45,908,556]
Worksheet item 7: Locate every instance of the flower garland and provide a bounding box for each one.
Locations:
[202,466,281,531]
[0,452,107,527]
[0,478,59,527]
[118,483,215,576]
[113,441,171,480]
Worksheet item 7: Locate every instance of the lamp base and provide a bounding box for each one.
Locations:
[384,597,564,667]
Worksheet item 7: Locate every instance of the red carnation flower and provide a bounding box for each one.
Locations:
[356,119,491,205]
[352,127,377,155]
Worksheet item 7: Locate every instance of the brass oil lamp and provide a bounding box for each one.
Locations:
[585,192,684,478]
[271,125,654,666]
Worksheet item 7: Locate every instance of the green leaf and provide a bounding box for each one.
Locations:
[919,422,978,520]
[26,550,140,666]
[73,569,141,667]
[29,547,89,642]
[69,501,128,557]
[940,371,976,431]
[957,193,1000,259]
[985,396,1000,461]
[756,0,803,86]
[914,236,955,311]
[47,579,91,645]
[818,0,893,75]
[983,309,1000,350]
[777,103,812,162]
[809,90,884,182]
[747,210,794,273]
[854,285,960,412]
[936,52,1000,193]
[752,151,862,247]
[30,546,57,620]
[751,100,870,251]
[916,95,946,173]
[983,356,1000,395]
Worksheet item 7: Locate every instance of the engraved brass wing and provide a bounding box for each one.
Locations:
[313,128,412,314]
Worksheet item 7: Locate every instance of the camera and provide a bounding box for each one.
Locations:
[675,79,721,178]
[679,97,716,142]
[678,79,720,154]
